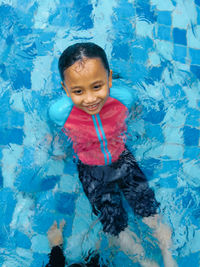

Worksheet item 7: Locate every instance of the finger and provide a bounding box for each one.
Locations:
[59,219,66,231]
[53,220,58,228]
[48,220,57,232]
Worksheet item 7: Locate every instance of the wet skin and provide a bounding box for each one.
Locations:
[61,57,112,115]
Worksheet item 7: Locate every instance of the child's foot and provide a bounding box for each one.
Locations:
[162,250,177,267]
[139,260,159,267]
[118,229,159,267]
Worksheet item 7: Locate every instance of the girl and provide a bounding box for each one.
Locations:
[49,42,176,267]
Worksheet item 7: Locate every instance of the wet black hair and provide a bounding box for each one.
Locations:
[58,42,110,81]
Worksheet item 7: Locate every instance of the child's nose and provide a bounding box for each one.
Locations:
[84,92,97,104]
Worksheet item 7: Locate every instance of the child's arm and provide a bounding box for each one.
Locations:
[45,246,65,267]
[110,85,142,122]
[45,220,66,267]
[48,96,74,159]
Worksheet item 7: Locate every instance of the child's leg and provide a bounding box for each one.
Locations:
[143,214,177,267]
[108,228,159,267]
[77,161,128,236]
[77,161,154,265]
[118,151,176,266]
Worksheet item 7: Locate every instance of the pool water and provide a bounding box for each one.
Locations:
[0,0,200,266]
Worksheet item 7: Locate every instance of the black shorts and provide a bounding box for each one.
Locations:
[77,149,160,236]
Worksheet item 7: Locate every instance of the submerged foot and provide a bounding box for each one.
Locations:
[162,250,177,267]
[118,228,159,267]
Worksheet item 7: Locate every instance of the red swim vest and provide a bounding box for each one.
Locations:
[62,97,128,165]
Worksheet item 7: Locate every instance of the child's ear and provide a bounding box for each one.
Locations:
[109,69,113,88]
[61,82,70,97]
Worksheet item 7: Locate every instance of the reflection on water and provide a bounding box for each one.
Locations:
[0,0,200,266]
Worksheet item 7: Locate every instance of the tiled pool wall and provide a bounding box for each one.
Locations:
[0,0,200,266]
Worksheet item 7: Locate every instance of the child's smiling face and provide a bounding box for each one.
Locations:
[62,57,112,115]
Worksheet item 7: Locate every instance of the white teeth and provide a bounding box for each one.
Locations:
[88,104,98,108]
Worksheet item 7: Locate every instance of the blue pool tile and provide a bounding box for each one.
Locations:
[31,253,49,267]
[181,190,196,209]
[12,69,31,90]
[0,188,17,225]
[112,43,130,60]
[116,20,135,40]
[0,225,16,249]
[131,46,148,62]
[49,8,63,26]
[189,48,200,65]
[157,11,172,25]
[190,65,200,79]
[15,166,46,192]
[131,38,153,63]
[174,98,188,110]
[0,63,8,80]
[139,36,154,51]
[157,25,171,41]
[55,192,76,215]
[10,111,24,127]
[184,147,200,159]
[0,128,24,145]
[23,42,37,58]
[62,217,73,238]
[197,6,200,24]
[148,65,163,82]
[174,44,187,63]
[113,251,140,267]
[162,160,180,173]
[195,0,200,7]
[160,175,178,188]
[31,235,49,253]
[0,90,10,114]
[63,160,77,175]
[18,26,32,37]
[173,28,187,46]
[143,101,166,124]
[115,1,136,18]
[36,191,56,211]
[146,124,164,143]
[33,211,55,234]
[142,158,161,178]
[168,84,185,98]
[136,1,157,23]
[183,126,200,146]
[0,168,3,188]
[1,113,10,127]
[76,4,93,30]
[41,175,60,191]
[143,109,165,124]
[147,60,167,82]
[186,108,200,127]
[178,251,200,267]
[20,147,35,167]
[0,256,3,266]
[14,230,31,249]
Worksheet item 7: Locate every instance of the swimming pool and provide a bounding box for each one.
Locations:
[0,0,200,266]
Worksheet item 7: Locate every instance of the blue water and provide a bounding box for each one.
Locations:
[0,0,200,266]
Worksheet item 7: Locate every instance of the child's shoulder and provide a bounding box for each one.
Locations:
[49,95,73,126]
[110,85,134,110]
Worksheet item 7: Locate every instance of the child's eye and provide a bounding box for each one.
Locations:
[93,84,102,90]
[73,90,82,95]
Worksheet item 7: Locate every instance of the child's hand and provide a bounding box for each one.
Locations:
[47,220,66,248]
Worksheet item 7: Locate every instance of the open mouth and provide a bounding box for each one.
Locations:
[85,103,100,111]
